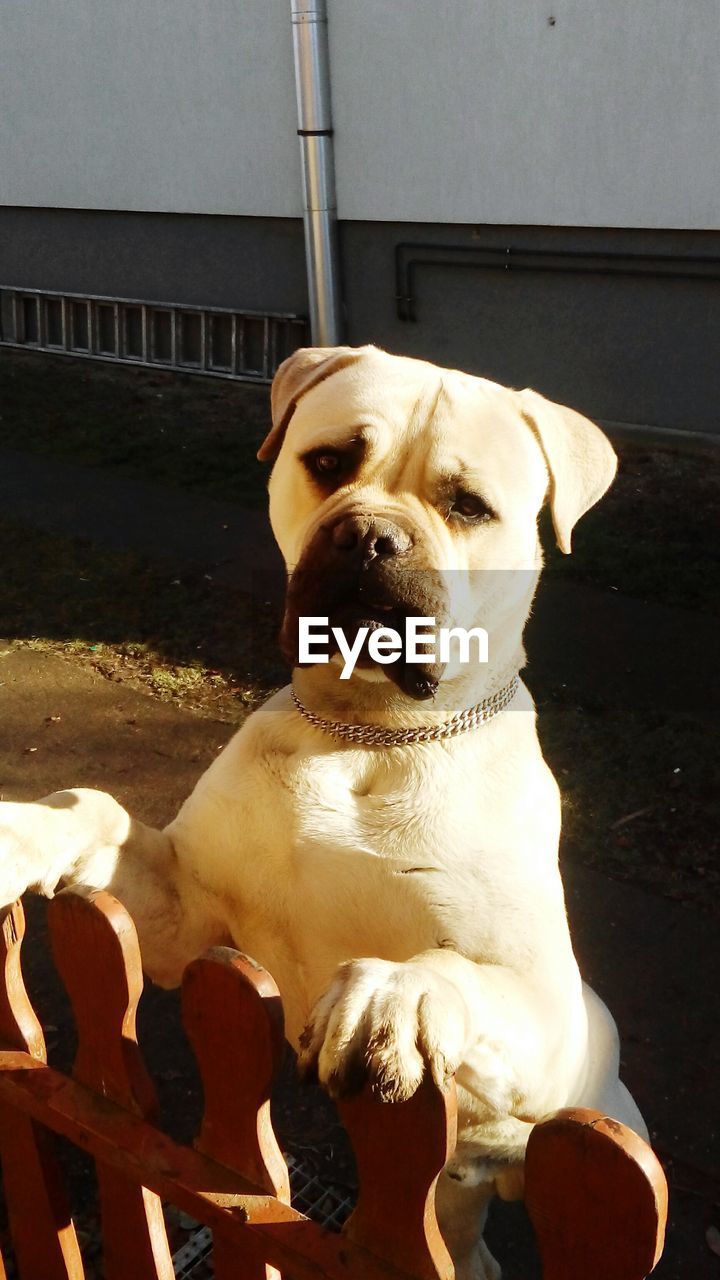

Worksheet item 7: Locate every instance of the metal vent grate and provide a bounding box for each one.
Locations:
[171,1152,355,1279]
[0,287,309,383]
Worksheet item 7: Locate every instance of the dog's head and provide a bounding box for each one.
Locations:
[259,346,616,701]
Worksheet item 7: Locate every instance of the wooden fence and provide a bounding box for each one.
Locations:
[0,888,668,1280]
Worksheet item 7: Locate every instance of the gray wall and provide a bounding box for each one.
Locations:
[341,222,720,434]
[0,208,308,314]
[2,208,718,434]
[2,3,718,431]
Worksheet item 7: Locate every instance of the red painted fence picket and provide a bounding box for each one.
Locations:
[0,901,83,1280]
[0,889,667,1280]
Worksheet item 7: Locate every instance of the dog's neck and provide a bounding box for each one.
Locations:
[292,632,527,730]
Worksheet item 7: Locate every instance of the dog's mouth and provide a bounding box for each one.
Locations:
[328,600,443,700]
[332,594,403,637]
[281,579,448,701]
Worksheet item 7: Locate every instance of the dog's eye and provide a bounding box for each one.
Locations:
[301,438,365,487]
[312,451,342,475]
[302,447,357,485]
[449,492,493,523]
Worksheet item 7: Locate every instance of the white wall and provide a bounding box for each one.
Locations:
[2,1,718,228]
[0,1,302,216]
[329,0,720,228]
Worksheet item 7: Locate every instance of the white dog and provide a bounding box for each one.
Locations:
[0,346,646,1279]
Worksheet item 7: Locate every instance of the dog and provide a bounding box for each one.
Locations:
[0,346,646,1279]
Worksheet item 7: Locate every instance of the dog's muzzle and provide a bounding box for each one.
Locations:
[280,510,449,699]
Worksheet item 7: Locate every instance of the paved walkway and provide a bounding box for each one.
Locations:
[0,445,284,590]
[1,444,718,1276]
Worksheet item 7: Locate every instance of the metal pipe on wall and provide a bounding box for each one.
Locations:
[394,241,720,322]
[290,0,343,346]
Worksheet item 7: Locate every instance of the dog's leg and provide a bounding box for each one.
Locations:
[0,789,229,987]
[435,1171,501,1280]
[298,950,581,1116]
[575,982,648,1138]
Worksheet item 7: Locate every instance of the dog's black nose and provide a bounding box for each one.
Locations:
[330,514,412,559]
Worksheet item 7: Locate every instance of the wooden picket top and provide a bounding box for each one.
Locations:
[525,1110,668,1280]
[0,891,667,1280]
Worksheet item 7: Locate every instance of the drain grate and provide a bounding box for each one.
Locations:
[285,1151,355,1231]
[172,1228,213,1280]
[171,1153,355,1278]
[0,287,308,383]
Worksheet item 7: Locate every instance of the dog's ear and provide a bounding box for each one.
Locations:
[258,345,370,462]
[517,388,617,554]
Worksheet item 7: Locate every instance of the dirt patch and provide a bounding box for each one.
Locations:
[539,691,719,917]
[0,517,284,721]
[541,445,720,615]
[0,646,232,820]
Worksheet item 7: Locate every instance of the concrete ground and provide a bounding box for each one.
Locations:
[0,446,718,1277]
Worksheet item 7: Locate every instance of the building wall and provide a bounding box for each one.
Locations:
[0,208,307,313]
[2,208,718,433]
[2,2,718,229]
[1,4,718,432]
[0,2,301,217]
[330,0,720,229]
[340,222,720,434]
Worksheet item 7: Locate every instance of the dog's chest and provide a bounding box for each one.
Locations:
[178,713,561,1040]
[267,746,522,958]
[292,745,462,853]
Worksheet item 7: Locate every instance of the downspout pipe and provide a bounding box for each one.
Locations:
[290,0,343,346]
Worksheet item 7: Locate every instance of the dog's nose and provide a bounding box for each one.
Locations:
[329,514,412,559]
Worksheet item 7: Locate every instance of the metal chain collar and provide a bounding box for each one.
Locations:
[291,674,520,747]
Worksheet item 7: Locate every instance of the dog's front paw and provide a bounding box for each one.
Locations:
[297,958,470,1102]
[0,790,128,907]
[0,803,57,905]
